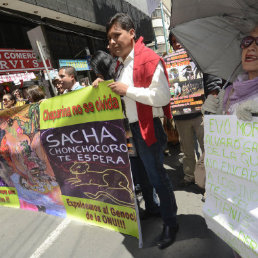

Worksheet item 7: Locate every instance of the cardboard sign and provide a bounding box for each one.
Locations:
[203,115,258,258]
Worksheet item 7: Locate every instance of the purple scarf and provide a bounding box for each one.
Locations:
[223,76,258,110]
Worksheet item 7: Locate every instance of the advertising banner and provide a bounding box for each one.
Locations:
[164,49,204,116]
[0,49,52,73]
[0,82,140,240]
[203,115,258,258]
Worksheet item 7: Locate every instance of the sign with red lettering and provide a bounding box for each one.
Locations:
[0,83,141,243]
[0,49,52,74]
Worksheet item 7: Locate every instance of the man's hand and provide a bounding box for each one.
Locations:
[108,82,129,96]
[92,78,104,88]
[236,99,258,121]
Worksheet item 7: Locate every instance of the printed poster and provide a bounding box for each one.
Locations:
[203,115,258,258]
[0,81,141,241]
[164,49,204,116]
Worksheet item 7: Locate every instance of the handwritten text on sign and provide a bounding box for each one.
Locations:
[203,115,258,258]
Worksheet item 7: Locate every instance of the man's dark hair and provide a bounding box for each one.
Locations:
[106,13,135,34]
[58,66,78,81]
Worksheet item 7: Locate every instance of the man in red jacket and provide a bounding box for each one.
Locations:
[107,13,178,249]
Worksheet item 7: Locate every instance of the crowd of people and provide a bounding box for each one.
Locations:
[0,85,46,110]
[0,11,257,254]
[89,13,258,254]
[0,71,91,109]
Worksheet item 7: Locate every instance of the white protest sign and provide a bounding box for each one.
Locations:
[203,115,258,258]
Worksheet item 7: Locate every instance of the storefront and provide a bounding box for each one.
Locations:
[0,48,53,108]
[0,1,154,104]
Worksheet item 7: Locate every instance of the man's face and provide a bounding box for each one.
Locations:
[58,69,74,90]
[171,35,182,51]
[107,23,135,60]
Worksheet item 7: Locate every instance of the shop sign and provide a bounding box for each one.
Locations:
[59,59,91,71]
[0,49,52,74]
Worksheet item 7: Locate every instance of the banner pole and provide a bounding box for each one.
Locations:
[36,40,56,96]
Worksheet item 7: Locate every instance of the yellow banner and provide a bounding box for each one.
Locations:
[63,195,139,238]
[0,187,20,208]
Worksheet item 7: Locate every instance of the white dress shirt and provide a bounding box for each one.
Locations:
[63,82,83,93]
[117,49,171,123]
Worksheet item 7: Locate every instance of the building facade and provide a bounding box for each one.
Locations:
[0,0,154,67]
[147,0,171,56]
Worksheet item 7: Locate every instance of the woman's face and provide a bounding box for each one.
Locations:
[241,26,258,80]
[3,95,15,109]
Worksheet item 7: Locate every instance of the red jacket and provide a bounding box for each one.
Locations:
[133,37,172,146]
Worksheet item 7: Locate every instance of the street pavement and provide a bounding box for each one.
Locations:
[0,144,234,258]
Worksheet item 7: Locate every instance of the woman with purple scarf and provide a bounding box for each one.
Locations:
[202,25,258,119]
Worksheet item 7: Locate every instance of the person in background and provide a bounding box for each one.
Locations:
[168,31,224,187]
[12,89,26,107]
[79,77,90,87]
[106,13,178,249]
[91,50,117,81]
[23,85,45,103]
[169,32,205,187]
[53,76,65,95]
[2,93,16,109]
[58,66,83,93]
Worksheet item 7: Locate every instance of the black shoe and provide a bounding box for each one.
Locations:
[139,209,161,220]
[156,224,179,249]
[178,179,194,187]
[164,149,170,156]
[134,184,142,195]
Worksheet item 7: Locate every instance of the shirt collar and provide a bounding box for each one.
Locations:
[118,49,134,64]
[63,82,80,93]
[70,82,80,91]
